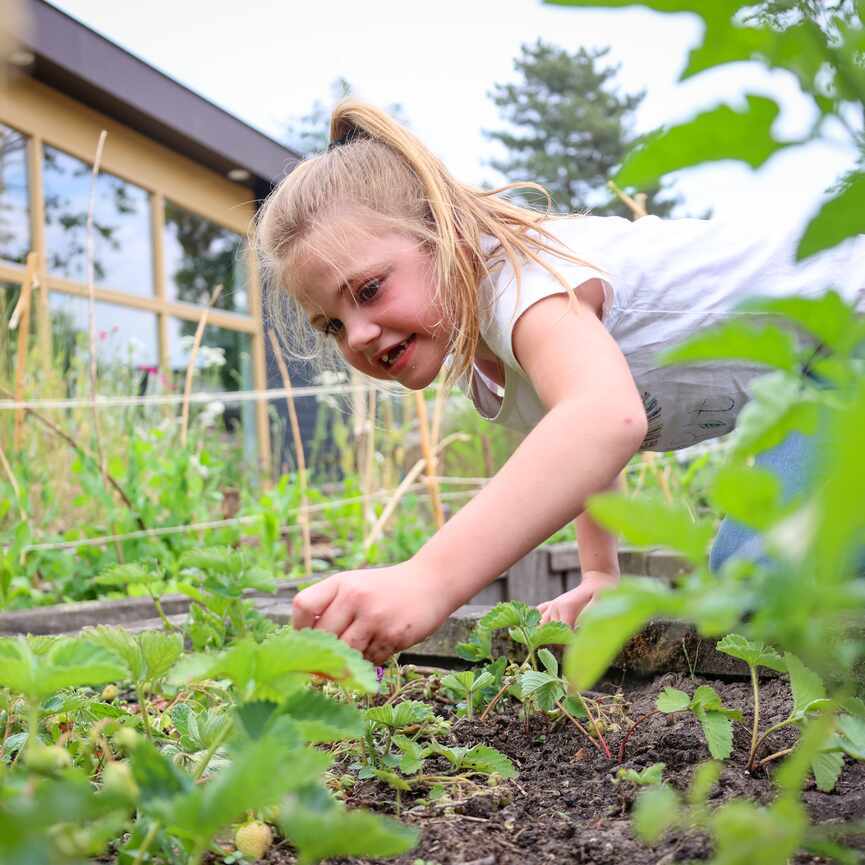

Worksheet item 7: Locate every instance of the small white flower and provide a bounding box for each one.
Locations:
[126,336,145,357]
[199,400,225,428]
[313,370,348,387]
[199,346,226,368]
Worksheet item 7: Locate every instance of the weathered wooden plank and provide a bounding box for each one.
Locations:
[506,547,552,606]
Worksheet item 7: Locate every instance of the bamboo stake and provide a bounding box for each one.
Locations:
[0,438,25,519]
[267,329,312,577]
[362,431,469,556]
[11,251,36,450]
[362,388,377,538]
[86,131,109,481]
[0,385,145,529]
[430,375,447,461]
[381,396,396,490]
[414,391,445,529]
[180,284,223,447]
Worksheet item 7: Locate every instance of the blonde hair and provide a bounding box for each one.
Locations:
[256,98,592,388]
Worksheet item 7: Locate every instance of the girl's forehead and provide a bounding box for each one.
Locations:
[293,221,418,298]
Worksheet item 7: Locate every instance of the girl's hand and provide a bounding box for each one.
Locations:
[537,570,619,627]
[290,561,455,665]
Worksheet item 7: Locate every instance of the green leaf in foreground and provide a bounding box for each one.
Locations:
[711,797,806,865]
[659,321,799,373]
[565,578,679,691]
[797,171,865,260]
[616,95,797,190]
[632,783,681,844]
[709,465,784,532]
[587,492,714,565]
[280,801,419,865]
[730,372,820,460]
[737,291,861,356]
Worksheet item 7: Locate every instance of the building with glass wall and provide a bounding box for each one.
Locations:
[1,0,301,470]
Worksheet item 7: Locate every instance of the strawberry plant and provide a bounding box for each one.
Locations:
[655,685,743,760]
[0,626,422,864]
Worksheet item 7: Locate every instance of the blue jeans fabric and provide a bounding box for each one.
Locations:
[708,431,816,572]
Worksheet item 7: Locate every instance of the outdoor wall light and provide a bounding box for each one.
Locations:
[227,168,251,182]
[9,49,35,66]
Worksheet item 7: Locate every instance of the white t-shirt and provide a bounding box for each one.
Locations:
[463,213,865,452]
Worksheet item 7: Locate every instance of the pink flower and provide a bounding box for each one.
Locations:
[137,364,159,375]
[98,330,108,341]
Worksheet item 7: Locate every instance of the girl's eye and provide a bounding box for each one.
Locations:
[356,278,381,304]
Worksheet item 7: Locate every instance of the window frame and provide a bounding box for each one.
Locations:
[0,75,270,469]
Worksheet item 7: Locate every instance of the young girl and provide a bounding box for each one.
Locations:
[257,100,865,665]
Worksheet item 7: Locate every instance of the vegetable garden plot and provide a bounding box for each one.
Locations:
[1,603,864,865]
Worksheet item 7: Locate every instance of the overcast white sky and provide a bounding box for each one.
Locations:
[49,0,860,220]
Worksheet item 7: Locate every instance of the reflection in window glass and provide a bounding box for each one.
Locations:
[0,124,30,265]
[43,146,153,296]
[1,281,36,377]
[164,200,248,313]
[49,293,159,372]
[167,316,256,459]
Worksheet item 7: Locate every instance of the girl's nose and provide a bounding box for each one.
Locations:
[345,315,381,353]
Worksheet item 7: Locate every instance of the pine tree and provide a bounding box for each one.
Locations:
[485,39,678,217]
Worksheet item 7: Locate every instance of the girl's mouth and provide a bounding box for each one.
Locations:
[380,334,416,371]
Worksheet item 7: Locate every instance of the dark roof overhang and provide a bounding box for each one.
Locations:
[9,0,301,199]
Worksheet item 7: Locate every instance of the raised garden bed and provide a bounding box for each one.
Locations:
[0,544,754,679]
[295,671,865,865]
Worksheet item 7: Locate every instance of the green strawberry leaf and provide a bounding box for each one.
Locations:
[282,689,364,743]
[811,749,844,793]
[697,710,734,761]
[715,634,786,672]
[656,687,691,713]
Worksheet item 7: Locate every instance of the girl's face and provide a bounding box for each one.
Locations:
[293,226,452,389]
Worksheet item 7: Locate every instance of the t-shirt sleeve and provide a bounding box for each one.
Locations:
[483,255,610,372]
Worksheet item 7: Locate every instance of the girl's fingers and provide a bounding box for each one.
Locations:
[292,579,340,629]
[339,620,372,657]
[365,640,397,666]
[314,600,356,637]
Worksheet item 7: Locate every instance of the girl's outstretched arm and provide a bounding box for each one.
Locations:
[292,284,647,663]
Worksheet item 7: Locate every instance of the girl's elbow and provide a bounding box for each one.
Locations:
[619,401,648,453]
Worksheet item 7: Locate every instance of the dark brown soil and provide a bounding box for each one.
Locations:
[255,671,865,865]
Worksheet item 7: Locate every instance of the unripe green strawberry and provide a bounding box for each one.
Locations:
[26,744,72,773]
[113,727,141,751]
[235,821,273,860]
[101,684,120,702]
[102,761,140,801]
[49,824,92,857]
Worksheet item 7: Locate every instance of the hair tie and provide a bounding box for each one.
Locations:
[328,126,364,151]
